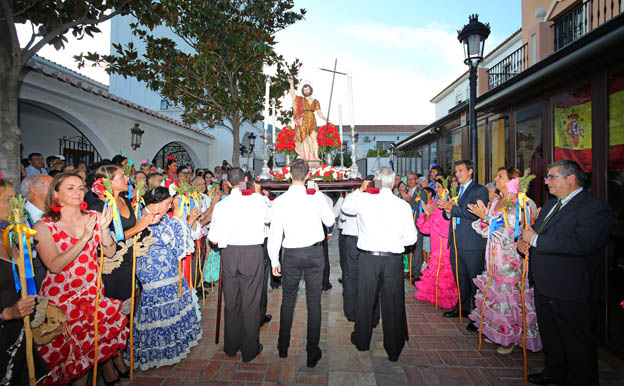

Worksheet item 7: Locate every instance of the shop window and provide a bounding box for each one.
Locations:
[489,117,509,182]
[444,130,462,175]
[477,123,487,185]
[606,72,624,357]
[516,103,544,201]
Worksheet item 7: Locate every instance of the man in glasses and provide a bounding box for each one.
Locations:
[520,160,613,386]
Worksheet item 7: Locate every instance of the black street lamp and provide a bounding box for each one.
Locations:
[248,132,256,154]
[458,14,490,173]
[130,123,144,150]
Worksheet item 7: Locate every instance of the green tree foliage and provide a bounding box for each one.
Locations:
[0,0,147,184]
[78,0,305,166]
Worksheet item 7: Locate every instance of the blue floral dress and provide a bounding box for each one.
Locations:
[127,215,202,370]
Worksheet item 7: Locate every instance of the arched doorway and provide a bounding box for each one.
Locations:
[20,100,103,165]
[152,142,194,169]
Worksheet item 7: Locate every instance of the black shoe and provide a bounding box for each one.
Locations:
[443,309,469,318]
[350,331,367,351]
[528,372,559,385]
[260,314,272,327]
[338,277,343,283]
[388,355,399,362]
[278,347,288,358]
[466,322,479,333]
[242,344,263,363]
[322,283,332,291]
[306,350,322,368]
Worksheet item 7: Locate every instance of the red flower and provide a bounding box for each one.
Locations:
[91,178,106,198]
[323,171,330,178]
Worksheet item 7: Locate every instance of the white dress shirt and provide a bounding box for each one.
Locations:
[340,191,358,236]
[263,195,272,238]
[25,201,44,224]
[333,196,344,230]
[208,188,271,248]
[341,188,417,254]
[267,185,335,267]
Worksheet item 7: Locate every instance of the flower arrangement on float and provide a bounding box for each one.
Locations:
[269,166,292,182]
[309,164,345,182]
[275,126,297,158]
[317,123,342,150]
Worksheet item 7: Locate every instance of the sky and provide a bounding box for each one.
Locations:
[16,0,521,126]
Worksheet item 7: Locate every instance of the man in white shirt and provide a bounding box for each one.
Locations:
[25,153,48,176]
[341,166,417,362]
[21,175,52,290]
[268,159,335,368]
[208,167,270,363]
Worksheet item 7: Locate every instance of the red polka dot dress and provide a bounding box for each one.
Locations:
[38,212,128,385]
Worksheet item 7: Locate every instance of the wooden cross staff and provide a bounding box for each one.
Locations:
[319,59,347,159]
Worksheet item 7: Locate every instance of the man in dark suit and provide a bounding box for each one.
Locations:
[438,160,488,329]
[519,160,613,386]
[404,173,428,284]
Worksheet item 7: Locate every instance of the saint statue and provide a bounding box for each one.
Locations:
[288,76,328,161]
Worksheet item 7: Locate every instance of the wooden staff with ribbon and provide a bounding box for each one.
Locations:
[128,179,145,380]
[4,205,38,386]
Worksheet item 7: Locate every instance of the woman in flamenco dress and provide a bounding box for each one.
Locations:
[413,178,458,309]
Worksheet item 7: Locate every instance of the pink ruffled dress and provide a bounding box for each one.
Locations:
[413,201,458,309]
[468,199,542,351]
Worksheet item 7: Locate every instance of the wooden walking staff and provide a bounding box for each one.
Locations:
[92,231,106,386]
[128,180,145,380]
[10,209,37,386]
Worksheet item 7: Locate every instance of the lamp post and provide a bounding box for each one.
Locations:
[457,14,490,174]
[130,123,144,150]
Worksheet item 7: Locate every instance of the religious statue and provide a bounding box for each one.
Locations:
[288,76,328,161]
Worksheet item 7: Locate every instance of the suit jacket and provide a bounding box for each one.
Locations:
[445,181,489,251]
[529,190,613,302]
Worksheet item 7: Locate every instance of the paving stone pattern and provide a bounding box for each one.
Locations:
[122,241,624,386]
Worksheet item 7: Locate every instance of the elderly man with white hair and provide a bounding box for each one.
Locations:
[341,166,418,362]
[21,174,52,290]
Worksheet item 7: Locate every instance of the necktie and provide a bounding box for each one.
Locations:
[458,185,465,198]
[535,200,562,233]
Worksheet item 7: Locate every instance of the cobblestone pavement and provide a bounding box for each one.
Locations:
[122,241,624,386]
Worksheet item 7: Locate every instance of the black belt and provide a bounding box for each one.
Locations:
[284,241,322,250]
[358,249,400,257]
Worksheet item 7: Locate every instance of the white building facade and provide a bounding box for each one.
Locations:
[20,56,214,167]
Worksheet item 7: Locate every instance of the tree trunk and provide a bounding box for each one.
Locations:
[0,8,22,186]
[231,119,240,167]
[0,67,22,186]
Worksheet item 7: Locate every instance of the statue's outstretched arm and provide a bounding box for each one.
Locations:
[288,76,296,104]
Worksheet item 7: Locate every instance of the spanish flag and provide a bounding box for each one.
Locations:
[554,86,592,172]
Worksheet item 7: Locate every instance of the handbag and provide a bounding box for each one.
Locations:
[30,297,66,346]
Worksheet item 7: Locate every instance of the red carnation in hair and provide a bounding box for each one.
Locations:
[91,178,106,198]
[167,155,176,161]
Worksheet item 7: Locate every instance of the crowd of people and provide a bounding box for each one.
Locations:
[0,151,614,386]
[1,154,234,385]
[371,159,612,386]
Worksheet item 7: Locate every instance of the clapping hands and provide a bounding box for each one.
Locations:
[467,200,488,220]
